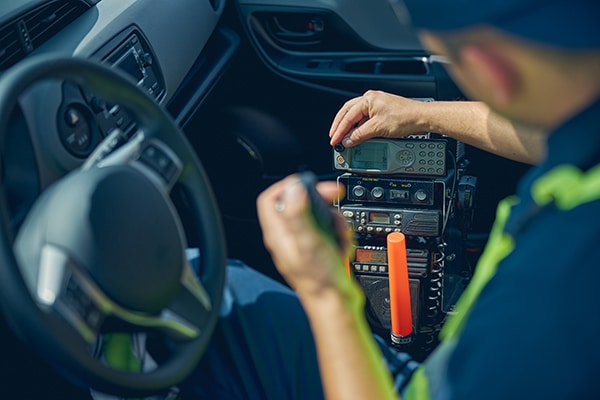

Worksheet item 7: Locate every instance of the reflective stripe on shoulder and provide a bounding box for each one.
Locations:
[440,196,516,341]
[532,164,600,209]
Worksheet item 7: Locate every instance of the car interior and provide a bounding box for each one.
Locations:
[0,0,531,398]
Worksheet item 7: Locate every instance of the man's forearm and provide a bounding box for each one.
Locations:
[298,276,399,400]
[420,101,546,164]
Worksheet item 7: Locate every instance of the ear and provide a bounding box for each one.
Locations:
[460,44,518,107]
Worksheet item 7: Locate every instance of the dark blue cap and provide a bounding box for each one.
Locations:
[393,0,600,49]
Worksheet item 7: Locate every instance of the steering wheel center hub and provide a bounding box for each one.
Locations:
[76,166,184,313]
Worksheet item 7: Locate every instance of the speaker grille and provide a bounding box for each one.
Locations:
[356,275,420,332]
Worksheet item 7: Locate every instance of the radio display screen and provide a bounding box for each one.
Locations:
[356,248,387,263]
[369,212,390,224]
[351,142,387,170]
[115,50,144,83]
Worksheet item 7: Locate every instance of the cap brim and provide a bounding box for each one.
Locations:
[400,0,600,49]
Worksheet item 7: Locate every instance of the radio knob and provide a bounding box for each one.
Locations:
[352,185,367,199]
[371,186,385,200]
[415,190,428,202]
[141,52,153,67]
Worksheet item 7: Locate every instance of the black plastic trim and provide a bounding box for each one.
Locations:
[237,5,436,98]
[166,24,240,128]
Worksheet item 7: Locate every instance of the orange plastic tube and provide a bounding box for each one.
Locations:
[344,256,351,278]
[387,232,413,339]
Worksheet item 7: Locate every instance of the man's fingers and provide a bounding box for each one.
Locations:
[329,97,361,137]
[329,98,368,145]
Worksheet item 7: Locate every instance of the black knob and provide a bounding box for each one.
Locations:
[371,186,385,200]
[352,185,366,199]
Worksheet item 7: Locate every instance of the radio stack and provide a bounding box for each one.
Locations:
[333,134,475,360]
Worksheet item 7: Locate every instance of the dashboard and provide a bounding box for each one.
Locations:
[0,1,239,397]
[0,0,239,228]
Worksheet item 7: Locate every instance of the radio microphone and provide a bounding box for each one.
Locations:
[387,232,414,345]
[298,171,342,247]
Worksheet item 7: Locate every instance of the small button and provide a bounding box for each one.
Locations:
[64,107,82,127]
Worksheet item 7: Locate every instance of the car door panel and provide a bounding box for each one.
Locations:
[233,1,461,99]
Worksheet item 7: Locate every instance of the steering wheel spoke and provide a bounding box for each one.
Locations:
[36,245,106,344]
[154,260,214,341]
[85,129,183,193]
[34,247,207,345]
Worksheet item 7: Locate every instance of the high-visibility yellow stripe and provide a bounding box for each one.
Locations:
[404,366,430,400]
[440,196,516,341]
[532,164,600,210]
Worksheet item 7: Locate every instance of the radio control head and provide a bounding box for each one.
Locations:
[333,138,447,177]
[339,175,436,206]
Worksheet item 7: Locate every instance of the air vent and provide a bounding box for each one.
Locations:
[0,0,90,71]
[24,1,89,48]
[0,23,25,70]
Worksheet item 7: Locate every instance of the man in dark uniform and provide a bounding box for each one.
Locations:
[389,0,600,398]
[179,0,600,398]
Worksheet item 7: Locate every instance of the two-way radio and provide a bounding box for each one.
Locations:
[333,139,447,176]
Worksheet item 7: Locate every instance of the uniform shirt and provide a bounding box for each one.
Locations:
[403,96,600,400]
[447,96,600,399]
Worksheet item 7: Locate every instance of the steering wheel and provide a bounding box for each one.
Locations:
[0,55,227,397]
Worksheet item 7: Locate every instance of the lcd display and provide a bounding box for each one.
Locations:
[116,50,144,83]
[355,248,387,263]
[369,212,390,224]
[351,142,388,170]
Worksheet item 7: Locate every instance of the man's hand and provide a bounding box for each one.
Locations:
[329,90,429,148]
[256,174,353,298]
